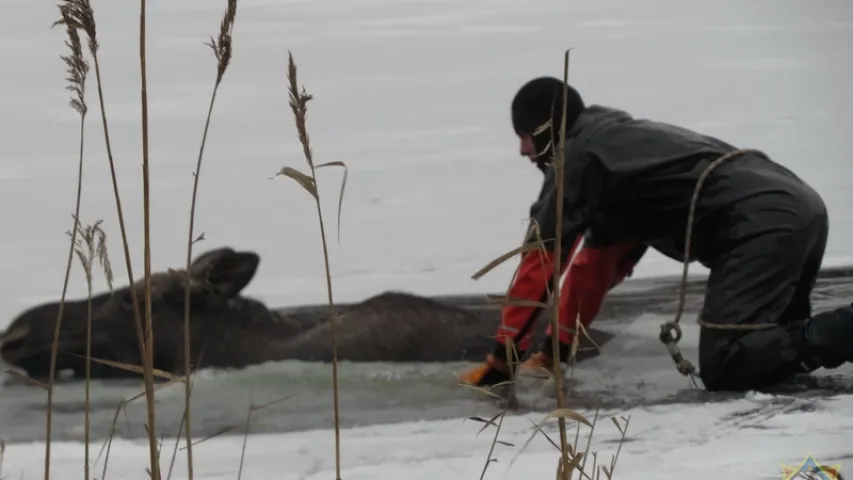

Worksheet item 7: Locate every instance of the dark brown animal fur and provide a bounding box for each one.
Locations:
[0,247,610,381]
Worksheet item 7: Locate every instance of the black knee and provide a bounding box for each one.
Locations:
[700,363,765,392]
[697,331,742,391]
[700,371,729,392]
[699,350,752,392]
[698,325,814,392]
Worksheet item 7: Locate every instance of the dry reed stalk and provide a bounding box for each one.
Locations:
[53,1,157,475]
[93,378,184,480]
[44,7,90,477]
[165,393,294,479]
[274,52,348,480]
[135,0,162,476]
[234,395,294,480]
[600,416,630,479]
[51,0,163,477]
[466,218,571,480]
[165,392,191,480]
[549,47,574,480]
[462,221,571,480]
[67,218,113,480]
[179,2,238,477]
[465,236,546,480]
[463,227,537,480]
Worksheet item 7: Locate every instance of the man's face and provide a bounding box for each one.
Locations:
[518,133,537,160]
[518,132,550,174]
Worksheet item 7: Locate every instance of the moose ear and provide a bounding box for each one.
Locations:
[190,248,259,297]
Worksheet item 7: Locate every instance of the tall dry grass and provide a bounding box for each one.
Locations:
[43,6,89,478]
[67,219,114,479]
[180,1,237,476]
[41,0,314,478]
[273,51,349,480]
[41,0,240,478]
[32,1,626,479]
[47,0,161,478]
[0,439,6,479]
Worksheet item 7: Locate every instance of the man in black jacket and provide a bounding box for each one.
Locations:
[459,77,853,391]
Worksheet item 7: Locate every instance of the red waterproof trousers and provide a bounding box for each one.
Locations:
[493,237,644,355]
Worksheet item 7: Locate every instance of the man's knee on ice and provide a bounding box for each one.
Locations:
[696,327,801,392]
[696,329,744,391]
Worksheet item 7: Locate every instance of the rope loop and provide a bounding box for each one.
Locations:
[659,322,682,344]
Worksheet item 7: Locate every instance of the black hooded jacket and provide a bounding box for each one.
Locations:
[529,105,826,268]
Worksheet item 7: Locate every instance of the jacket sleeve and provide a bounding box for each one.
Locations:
[553,238,648,346]
[493,165,591,356]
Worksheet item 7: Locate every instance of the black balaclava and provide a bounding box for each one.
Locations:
[511,77,586,173]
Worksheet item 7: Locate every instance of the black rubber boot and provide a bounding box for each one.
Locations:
[801,303,853,369]
[475,342,524,386]
[491,342,526,368]
[477,366,512,387]
[539,338,571,364]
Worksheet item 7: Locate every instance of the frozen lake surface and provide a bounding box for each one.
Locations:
[0,0,851,478]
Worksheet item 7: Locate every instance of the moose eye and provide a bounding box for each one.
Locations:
[118,290,136,310]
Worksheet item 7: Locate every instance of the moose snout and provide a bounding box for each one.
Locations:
[0,325,31,361]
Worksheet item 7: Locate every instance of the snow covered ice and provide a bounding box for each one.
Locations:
[1,0,853,478]
[4,393,853,479]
